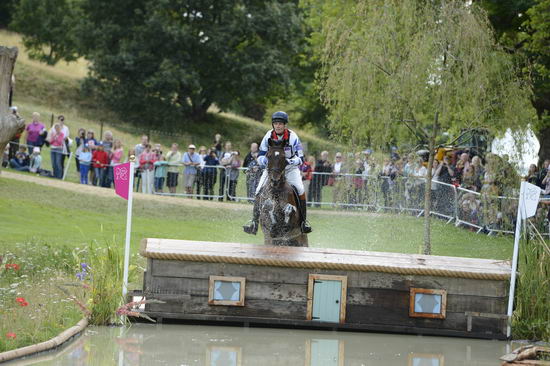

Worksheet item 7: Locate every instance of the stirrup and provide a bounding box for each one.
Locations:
[301,221,312,234]
[243,220,258,235]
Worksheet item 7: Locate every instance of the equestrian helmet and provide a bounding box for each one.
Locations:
[271,111,289,124]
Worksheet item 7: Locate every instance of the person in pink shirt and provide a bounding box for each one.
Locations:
[139,144,157,194]
[25,112,45,152]
[106,139,124,188]
[49,123,65,179]
[110,139,124,165]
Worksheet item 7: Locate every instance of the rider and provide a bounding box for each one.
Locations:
[243,111,312,235]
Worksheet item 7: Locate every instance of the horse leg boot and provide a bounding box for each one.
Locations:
[243,197,260,235]
[298,193,312,234]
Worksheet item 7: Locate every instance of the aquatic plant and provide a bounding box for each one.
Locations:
[116,299,165,322]
[512,222,550,341]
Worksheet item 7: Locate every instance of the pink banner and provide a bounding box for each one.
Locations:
[114,162,131,200]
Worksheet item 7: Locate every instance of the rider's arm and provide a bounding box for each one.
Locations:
[258,130,270,157]
[292,134,305,164]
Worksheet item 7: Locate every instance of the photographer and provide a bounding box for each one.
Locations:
[434,155,455,216]
[219,141,234,201]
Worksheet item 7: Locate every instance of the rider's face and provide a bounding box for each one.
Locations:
[273,122,285,134]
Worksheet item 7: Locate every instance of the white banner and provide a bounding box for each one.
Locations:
[520,181,541,219]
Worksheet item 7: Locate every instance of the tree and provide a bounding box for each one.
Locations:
[523,0,550,163]
[9,0,79,65]
[0,46,24,164]
[75,0,304,123]
[0,0,17,28]
[320,0,535,254]
[479,0,550,164]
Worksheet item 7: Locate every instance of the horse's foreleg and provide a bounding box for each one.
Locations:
[283,203,297,224]
[262,199,276,225]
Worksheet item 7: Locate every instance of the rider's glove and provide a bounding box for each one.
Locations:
[287,156,302,166]
[258,155,268,168]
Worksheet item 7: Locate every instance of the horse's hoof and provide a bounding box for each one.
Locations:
[301,222,312,234]
[243,222,258,235]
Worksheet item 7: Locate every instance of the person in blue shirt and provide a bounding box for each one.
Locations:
[243,111,312,235]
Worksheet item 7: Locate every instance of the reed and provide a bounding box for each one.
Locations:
[84,242,126,325]
[512,222,550,341]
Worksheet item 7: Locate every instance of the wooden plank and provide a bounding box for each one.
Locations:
[146,296,308,320]
[151,260,509,297]
[141,239,510,280]
[142,239,510,271]
[144,277,507,315]
[137,311,507,339]
[345,288,506,314]
[346,304,504,336]
[147,276,309,302]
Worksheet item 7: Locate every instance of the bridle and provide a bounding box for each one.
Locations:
[267,145,287,188]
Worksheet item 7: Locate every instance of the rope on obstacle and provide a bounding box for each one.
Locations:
[142,251,509,281]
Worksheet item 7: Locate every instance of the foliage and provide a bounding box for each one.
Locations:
[77,243,127,325]
[74,0,304,124]
[9,0,79,65]
[319,0,535,253]
[480,0,550,162]
[0,0,17,28]
[0,242,84,352]
[513,222,550,341]
[0,239,140,352]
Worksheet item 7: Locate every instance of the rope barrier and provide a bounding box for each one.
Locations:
[141,251,509,281]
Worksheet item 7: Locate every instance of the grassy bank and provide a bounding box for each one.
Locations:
[0,177,514,259]
[1,242,85,352]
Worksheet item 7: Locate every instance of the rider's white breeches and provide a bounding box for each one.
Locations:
[255,166,305,196]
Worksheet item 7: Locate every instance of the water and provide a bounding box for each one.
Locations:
[8,323,512,366]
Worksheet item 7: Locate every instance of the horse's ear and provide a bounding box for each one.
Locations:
[268,138,273,147]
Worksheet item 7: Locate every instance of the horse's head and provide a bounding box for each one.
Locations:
[267,138,288,186]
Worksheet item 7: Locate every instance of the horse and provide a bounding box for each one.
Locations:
[256,138,308,247]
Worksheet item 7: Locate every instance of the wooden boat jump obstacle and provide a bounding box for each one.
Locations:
[138,238,511,339]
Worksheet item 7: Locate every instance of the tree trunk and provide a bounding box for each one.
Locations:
[189,96,211,122]
[0,46,23,169]
[423,114,439,255]
[538,126,550,166]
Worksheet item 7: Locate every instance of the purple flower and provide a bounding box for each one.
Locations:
[80,263,89,271]
[76,271,87,281]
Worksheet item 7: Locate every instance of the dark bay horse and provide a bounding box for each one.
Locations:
[257,139,308,247]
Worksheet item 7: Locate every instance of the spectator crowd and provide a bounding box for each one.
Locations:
[3,108,549,233]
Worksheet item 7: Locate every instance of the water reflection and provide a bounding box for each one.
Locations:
[8,323,509,366]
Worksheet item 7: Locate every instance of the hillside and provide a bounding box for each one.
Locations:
[1,30,337,162]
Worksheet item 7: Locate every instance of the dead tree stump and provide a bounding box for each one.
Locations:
[0,46,23,168]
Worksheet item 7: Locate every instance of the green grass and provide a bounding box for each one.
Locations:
[0,177,513,260]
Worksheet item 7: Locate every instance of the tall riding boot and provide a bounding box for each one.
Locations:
[243,198,260,235]
[299,194,312,234]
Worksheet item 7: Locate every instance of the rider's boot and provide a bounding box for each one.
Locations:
[298,194,312,234]
[243,198,260,235]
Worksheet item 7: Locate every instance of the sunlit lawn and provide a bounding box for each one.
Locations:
[0,177,513,260]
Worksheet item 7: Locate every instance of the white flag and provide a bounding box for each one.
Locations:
[519,181,541,219]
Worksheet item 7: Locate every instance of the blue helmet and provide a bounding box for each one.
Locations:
[271,111,289,124]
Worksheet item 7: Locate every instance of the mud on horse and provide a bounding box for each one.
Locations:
[251,138,308,247]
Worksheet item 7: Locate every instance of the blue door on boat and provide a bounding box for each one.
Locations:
[312,280,342,323]
[310,339,340,366]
